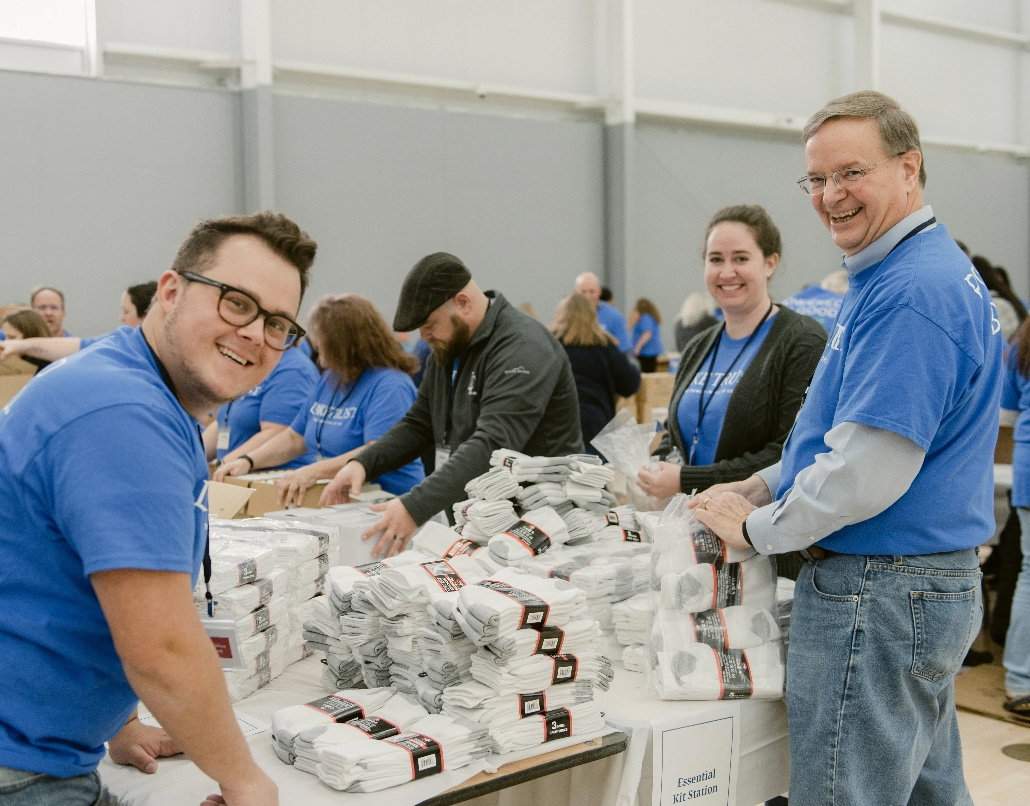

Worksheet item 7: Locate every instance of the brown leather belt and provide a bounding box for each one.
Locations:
[799,546,831,562]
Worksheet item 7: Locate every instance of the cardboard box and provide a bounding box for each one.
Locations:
[264,497,396,566]
[636,372,675,426]
[0,374,32,409]
[219,473,385,518]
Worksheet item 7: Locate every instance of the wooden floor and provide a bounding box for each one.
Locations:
[959,708,1030,805]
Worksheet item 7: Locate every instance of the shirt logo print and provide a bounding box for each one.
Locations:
[830,323,845,351]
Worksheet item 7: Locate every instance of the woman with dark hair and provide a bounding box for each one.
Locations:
[551,293,640,454]
[214,294,424,502]
[120,281,158,327]
[637,204,827,505]
[973,255,1027,341]
[629,297,665,372]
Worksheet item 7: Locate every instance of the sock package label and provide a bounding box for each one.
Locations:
[689,525,727,566]
[715,648,754,699]
[252,605,271,633]
[519,692,547,717]
[543,708,572,742]
[535,626,566,655]
[690,610,728,650]
[388,734,444,779]
[605,511,622,526]
[479,579,551,628]
[347,716,400,740]
[714,564,744,609]
[303,695,364,723]
[420,560,466,592]
[551,654,579,684]
[255,578,273,607]
[547,556,591,581]
[442,538,479,559]
[355,560,388,577]
[503,520,553,556]
[237,558,257,586]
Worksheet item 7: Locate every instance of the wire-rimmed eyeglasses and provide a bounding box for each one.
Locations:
[176,271,305,350]
[797,152,907,195]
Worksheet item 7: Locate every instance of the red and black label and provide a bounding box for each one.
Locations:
[543,708,572,742]
[547,556,591,581]
[519,691,546,717]
[442,538,478,559]
[347,716,400,740]
[689,523,727,566]
[302,695,365,723]
[387,733,444,779]
[535,626,566,655]
[715,648,754,700]
[251,605,271,633]
[605,511,622,526]
[420,560,466,592]
[690,609,729,649]
[479,579,550,628]
[714,563,744,609]
[621,529,643,543]
[551,654,579,684]
[256,578,273,607]
[355,560,388,577]
[503,520,552,556]
[502,457,517,469]
[237,558,257,585]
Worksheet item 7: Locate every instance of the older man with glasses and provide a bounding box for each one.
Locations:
[0,212,316,806]
[691,91,1001,805]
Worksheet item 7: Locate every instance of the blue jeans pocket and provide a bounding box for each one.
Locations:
[910,588,978,682]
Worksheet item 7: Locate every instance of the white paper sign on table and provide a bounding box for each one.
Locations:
[651,702,740,806]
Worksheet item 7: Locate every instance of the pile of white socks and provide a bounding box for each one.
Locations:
[478,618,600,663]
[453,568,587,644]
[441,679,594,728]
[487,701,607,754]
[198,539,277,596]
[412,522,493,560]
[465,466,521,501]
[328,552,427,614]
[292,692,429,772]
[322,646,363,691]
[622,644,644,673]
[470,652,613,694]
[362,555,494,617]
[452,498,519,536]
[490,450,575,483]
[487,507,571,564]
[650,643,784,700]
[234,595,289,640]
[612,593,649,647]
[658,555,776,614]
[515,482,569,511]
[271,687,395,762]
[650,605,780,652]
[315,714,492,792]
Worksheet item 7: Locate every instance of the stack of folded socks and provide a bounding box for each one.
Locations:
[412,522,494,560]
[441,679,594,728]
[293,692,429,773]
[196,537,278,598]
[315,714,492,792]
[650,605,780,652]
[322,645,363,691]
[485,700,606,754]
[776,577,795,650]
[271,687,396,764]
[452,568,587,645]
[636,511,661,542]
[612,593,649,647]
[490,450,576,483]
[329,552,427,615]
[465,466,521,501]
[622,644,644,673]
[301,595,346,653]
[470,651,613,694]
[197,567,288,619]
[478,617,600,663]
[362,555,493,617]
[487,506,571,564]
[514,481,569,511]
[418,628,477,688]
[658,555,777,614]
[649,643,784,700]
[452,498,519,537]
[560,508,607,543]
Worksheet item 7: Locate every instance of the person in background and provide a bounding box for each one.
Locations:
[637,205,826,561]
[120,281,158,327]
[1,309,52,374]
[629,297,665,372]
[0,211,316,805]
[202,332,319,472]
[30,286,70,336]
[1000,317,1030,718]
[780,269,848,332]
[323,253,582,557]
[214,294,423,504]
[974,255,1027,342]
[692,90,1000,805]
[551,293,640,455]
[574,271,632,351]
[673,292,718,352]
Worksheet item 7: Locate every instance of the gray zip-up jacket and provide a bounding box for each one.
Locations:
[356,292,583,525]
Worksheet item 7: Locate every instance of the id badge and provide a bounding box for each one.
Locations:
[217,429,231,451]
[435,447,451,469]
[202,617,247,670]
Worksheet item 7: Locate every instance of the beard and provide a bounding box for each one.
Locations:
[429,315,472,365]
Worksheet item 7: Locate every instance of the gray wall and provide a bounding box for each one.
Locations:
[272,94,606,328]
[0,71,242,337]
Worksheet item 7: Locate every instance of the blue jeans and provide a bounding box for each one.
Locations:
[1003,508,1030,694]
[786,549,980,806]
[0,765,119,805]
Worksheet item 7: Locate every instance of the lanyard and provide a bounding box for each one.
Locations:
[690,300,774,464]
[315,370,364,459]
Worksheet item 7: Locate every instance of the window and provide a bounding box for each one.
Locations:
[0,0,96,75]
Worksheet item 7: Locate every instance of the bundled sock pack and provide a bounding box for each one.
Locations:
[658,555,776,614]
[234,595,289,640]
[612,593,649,645]
[487,701,606,754]
[649,642,784,700]
[465,466,521,501]
[470,651,613,694]
[651,605,780,652]
[441,680,594,728]
[650,518,755,574]
[489,450,576,483]
[270,687,396,759]
[622,644,644,673]
[412,522,493,560]
[362,555,492,617]
[328,552,427,612]
[452,499,520,535]
[515,482,570,511]
[199,540,278,596]
[478,618,601,663]
[487,507,571,563]
[315,714,491,792]
[199,567,288,618]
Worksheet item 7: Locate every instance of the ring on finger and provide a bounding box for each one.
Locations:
[702,496,711,510]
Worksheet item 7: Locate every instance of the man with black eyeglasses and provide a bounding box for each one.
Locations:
[0,212,316,806]
[691,91,1000,804]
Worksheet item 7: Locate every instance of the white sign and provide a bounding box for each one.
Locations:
[652,703,740,806]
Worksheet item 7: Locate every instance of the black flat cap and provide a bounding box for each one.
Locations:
[392,252,472,332]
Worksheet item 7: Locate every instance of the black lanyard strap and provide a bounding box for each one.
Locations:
[690,300,774,464]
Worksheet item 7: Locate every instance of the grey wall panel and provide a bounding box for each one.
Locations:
[0,71,242,337]
[272,94,605,329]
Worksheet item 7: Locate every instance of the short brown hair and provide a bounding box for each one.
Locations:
[308,294,417,383]
[704,205,782,261]
[802,90,926,187]
[3,308,50,339]
[30,287,64,308]
[550,293,615,348]
[171,211,317,297]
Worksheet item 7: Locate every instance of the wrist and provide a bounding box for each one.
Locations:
[741,518,754,548]
[238,455,255,473]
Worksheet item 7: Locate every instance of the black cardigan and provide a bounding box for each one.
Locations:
[654,306,828,493]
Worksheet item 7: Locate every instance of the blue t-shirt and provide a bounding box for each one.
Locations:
[778,223,1003,555]
[631,312,664,357]
[79,329,120,350]
[1001,345,1030,507]
[290,366,424,495]
[0,327,208,777]
[216,346,318,469]
[597,301,633,352]
[780,285,843,332]
[676,316,775,466]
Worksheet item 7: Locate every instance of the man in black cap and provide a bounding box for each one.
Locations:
[321,252,583,556]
